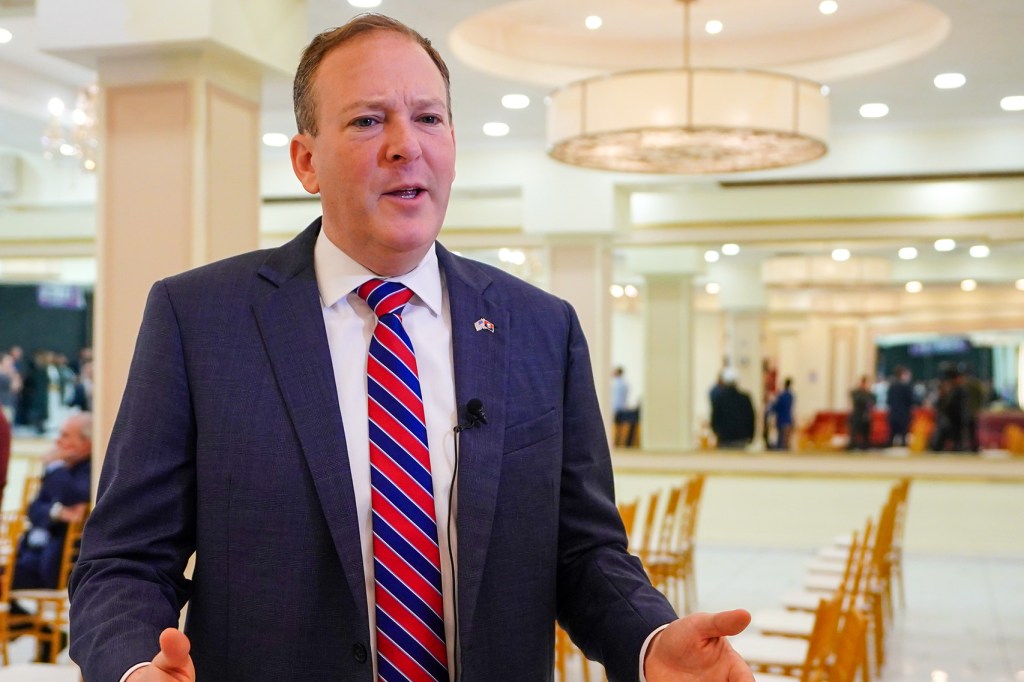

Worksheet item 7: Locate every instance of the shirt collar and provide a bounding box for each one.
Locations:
[313,229,442,316]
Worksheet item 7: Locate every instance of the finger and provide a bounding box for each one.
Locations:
[709,609,752,637]
[153,628,192,672]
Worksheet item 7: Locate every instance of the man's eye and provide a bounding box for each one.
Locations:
[353,118,377,128]
[420,115,441,125]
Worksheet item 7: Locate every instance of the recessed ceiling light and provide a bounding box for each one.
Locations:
[933,73,966,90]
[721,243,740,256]
[905,281,923,294]
[48,97,65,116]
[585,15,603,30]
[819,1,839,15]
[898,247,918,260]
[482,121,510,137]
[859,103,889,119]
[934,238,956,252]
[832,248,850,262]
[501,94,530,110]
[1016,279,1024,291]
[705,282,721,295]
[969,244,990,258]
[262,132,289,147]
[960,279,977,292]
[0,27,13,44]
[624,285,638,298]
[705,20,723,35]
[347,0,381,7]
[820,85,831,97]
[1001,95,1024,112]
[609,284,624,298]
[704,250,720,263]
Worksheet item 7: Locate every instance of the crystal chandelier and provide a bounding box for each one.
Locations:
[546,0,830,174]
[42,84,99,172]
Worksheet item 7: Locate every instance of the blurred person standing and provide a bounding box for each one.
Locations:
[711,367,756,449]
[67,360,93,412]
[611,366,629,423]
[931,365,969,451]
[0,351,21,423]
[887,366,914,446]
[22,349,51,434]
[768,377,795,450]
[848,375,875,450]
[0,405,10,500]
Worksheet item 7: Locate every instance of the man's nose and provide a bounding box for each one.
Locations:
[385,121,422,162]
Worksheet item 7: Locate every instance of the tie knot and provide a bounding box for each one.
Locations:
[356,278,414,318]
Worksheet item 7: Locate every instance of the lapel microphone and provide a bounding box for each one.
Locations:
[454,398,487,432]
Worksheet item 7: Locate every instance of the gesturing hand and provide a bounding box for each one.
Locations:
[125,628,196,682]
[643,609,755,682]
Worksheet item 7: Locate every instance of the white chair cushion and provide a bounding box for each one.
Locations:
[730,633,809,666]
[753,609,816,636]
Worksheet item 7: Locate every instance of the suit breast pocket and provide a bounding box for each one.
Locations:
[503,407,560,455]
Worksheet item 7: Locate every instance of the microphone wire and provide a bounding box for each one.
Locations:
[448,422,463,682]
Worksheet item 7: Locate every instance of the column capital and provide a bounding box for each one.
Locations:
[37,0,307,79]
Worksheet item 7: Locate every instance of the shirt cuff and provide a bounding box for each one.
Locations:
[120,662,150,682]
[638,623,671,682]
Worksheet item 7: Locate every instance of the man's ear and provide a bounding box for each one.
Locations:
[290,133,320,195]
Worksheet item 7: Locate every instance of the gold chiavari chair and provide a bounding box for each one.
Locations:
[734,592,843,681]
[10,506,90,663]
[0,511,30,665]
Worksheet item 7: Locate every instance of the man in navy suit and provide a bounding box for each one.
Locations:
[69,14,753,682]
[14,411,91,591]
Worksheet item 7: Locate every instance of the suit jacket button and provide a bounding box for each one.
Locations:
[353,643,368,663]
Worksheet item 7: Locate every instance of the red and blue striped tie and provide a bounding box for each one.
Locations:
[357,279,449,682]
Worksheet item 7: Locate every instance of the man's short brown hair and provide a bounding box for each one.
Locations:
[293,13,452,136]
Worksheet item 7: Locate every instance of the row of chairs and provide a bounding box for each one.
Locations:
[731,478,911,682]
[0,476,89,666]
[555,474,706,682]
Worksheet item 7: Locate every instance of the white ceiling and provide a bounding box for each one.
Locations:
[1,0,1023,156]
[0,0,1022,292]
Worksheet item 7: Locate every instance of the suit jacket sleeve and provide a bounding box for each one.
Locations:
[68,281,197,681]
[554,302,677,681]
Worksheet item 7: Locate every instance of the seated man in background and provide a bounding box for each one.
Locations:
[9,411,91,661]
[13,411,92,590]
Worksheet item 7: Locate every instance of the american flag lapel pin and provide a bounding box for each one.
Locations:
[474,318,495,333]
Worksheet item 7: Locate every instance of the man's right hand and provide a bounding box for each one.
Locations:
[125,628,195,682]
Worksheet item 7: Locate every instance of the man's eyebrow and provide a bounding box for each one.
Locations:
[342,97,448,114]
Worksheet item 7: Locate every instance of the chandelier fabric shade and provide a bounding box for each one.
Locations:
[546,67,830,174]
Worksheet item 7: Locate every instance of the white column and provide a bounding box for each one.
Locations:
[547,236,614,422]
[36,0,306,474]
[640,274,695,451]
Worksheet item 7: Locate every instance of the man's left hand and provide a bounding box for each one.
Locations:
[643,609,754,681]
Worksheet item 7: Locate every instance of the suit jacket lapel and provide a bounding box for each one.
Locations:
[437,245,508,637]
[251,219,368,626]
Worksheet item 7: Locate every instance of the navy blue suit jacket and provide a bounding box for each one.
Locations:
[69,220,675,681]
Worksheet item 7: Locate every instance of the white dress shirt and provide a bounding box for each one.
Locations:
[314,232,460,677]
